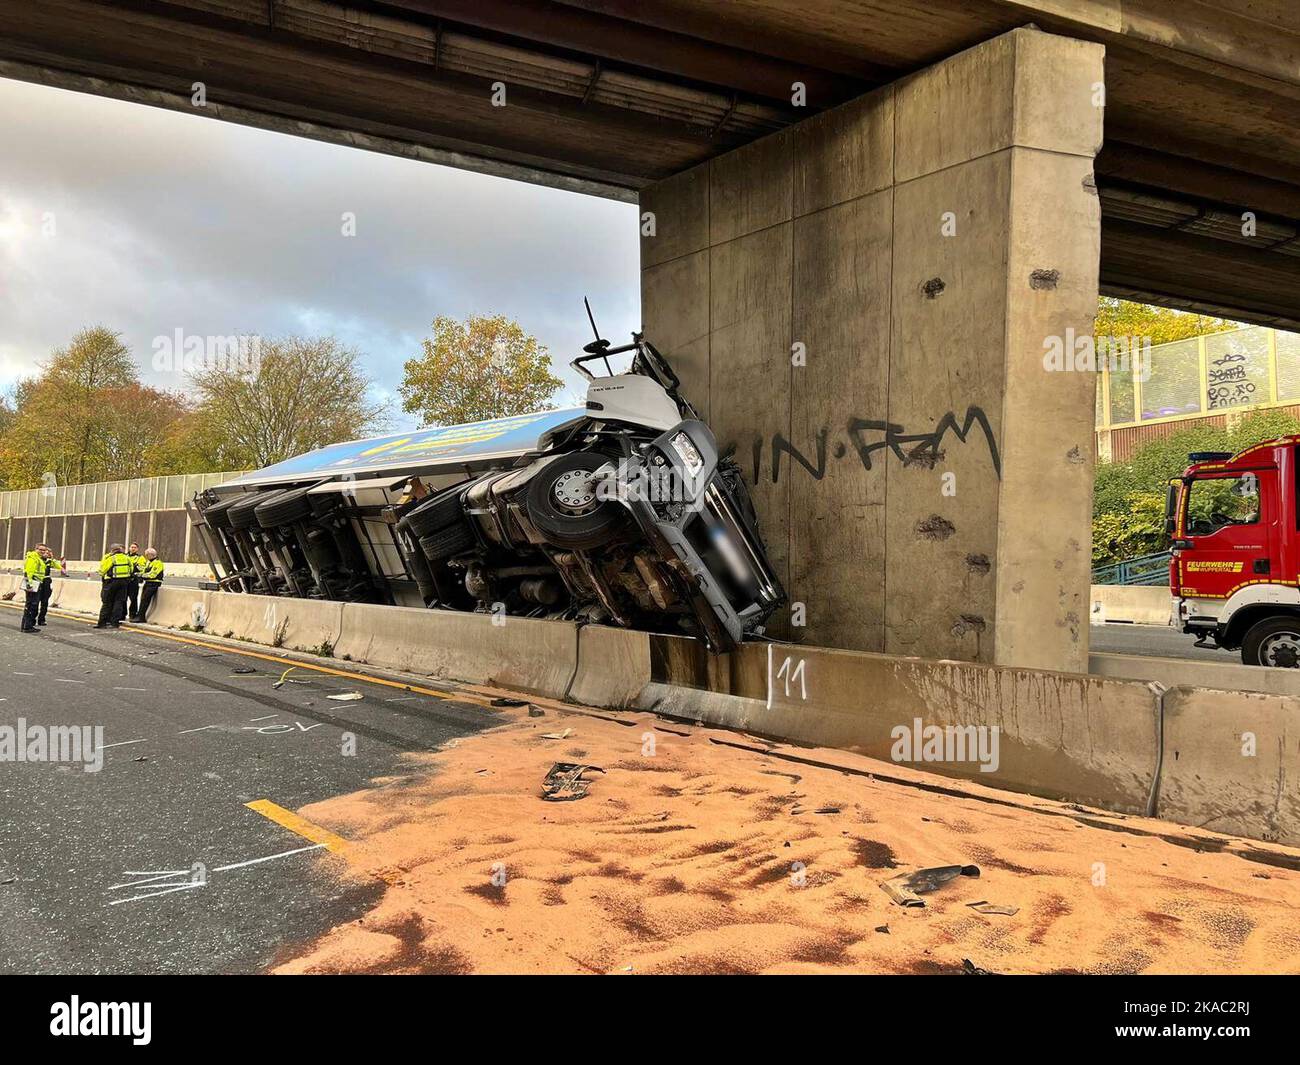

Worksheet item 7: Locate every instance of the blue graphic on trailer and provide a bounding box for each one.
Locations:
[228,408,585,485]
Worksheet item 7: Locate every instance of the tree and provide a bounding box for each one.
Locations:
[400,315,563,427]
[1093,298,1235,347]
[0,327,189,489]
[183,336,389,469]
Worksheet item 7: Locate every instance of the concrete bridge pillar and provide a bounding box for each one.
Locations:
[639,27,1103,673]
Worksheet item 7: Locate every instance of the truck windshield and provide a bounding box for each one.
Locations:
[1186,474,1259,536]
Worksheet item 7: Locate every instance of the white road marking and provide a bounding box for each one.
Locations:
[178,725,218,735]
[109,881,205,905]
[211,843,325,873]
[101,739,147,749]
[112,687,148,692]
[106,844,327,906]
[250,714,279,722]
[54,679,87,684]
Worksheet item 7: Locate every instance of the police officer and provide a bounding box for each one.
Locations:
[125,541,144,621]
[133,548,165,622]
[19,544,46,633]
[96,543,135,629]
[35,544,66,627]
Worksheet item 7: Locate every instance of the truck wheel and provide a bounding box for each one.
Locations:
[418,523,475,562]
[255,487,313,527]
[228,491,276,530]
[1241,616,1300,667]
[525,452,626,551]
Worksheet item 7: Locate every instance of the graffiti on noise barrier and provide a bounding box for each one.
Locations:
[746,406,1002,484]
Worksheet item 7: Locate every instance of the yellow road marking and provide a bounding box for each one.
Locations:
[245,799,349,853]
[0,600,497,708]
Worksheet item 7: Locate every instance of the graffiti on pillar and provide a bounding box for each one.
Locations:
[748,406,1001,484]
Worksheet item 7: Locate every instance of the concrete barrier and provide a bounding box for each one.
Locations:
[570,625,1161,814]
[203,591,343,654]
[1090,584,1173,625]
[56,579,102,615]
[144,587,210,630]
[1091,651,1300,698]
[1158,686,1300,845]
[335,603,578,696]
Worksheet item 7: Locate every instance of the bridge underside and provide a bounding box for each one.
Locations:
[4,0,1300,328]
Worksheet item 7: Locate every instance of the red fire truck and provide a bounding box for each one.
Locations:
[1168,436,1300,666]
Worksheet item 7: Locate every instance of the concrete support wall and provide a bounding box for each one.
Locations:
[640,28,1103,671]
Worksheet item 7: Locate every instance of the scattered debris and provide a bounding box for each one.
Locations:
[541,762,605,802]
[967,899,1019,916]
[962,958,996,975]
[0,591,15,601]
[540,728,573,740]
[491,697,528,707]
[874,924,890,934]
[231,667,257,675]
[882,864,980,907]
[327,691,364,702]
[527,707,545,718]
[273,667,297,690]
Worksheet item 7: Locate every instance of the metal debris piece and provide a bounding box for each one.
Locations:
[881,864,980,907]
[528,707,545,718]
[491,697,528,707]
[273,667,297,689]
[541,727,573,740]
[327,691,364,702]
[967,899,1019,916]
[231,667,257,675]
[541,762,605,802]
[962,958,996,975]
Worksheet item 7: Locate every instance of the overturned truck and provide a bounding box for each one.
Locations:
[189,333,784,652]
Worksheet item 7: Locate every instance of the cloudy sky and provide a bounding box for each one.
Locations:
[0,76,640,430]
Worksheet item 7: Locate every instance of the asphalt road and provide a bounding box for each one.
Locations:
[0,603,504,974]
[1088,621,1243,662]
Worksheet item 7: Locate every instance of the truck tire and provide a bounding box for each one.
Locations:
[202,493,251,532]
[525,451,625,551]
[406,487,467,539]
[228,491,276,530]
[255,487,313,527]
[1241,616,1300,667]
[418,523,475,562]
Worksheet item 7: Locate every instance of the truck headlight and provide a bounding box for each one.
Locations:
[669,431,704,477]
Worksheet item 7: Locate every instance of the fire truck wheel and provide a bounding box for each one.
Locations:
[1241,616,1300,668]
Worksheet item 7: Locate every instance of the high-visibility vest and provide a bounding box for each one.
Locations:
[23,551,43,591]
[100,552,134,580]
[141,559,165,583]
[129,553,146,575]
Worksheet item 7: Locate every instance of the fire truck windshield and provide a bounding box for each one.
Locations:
[1186,474,1260,535]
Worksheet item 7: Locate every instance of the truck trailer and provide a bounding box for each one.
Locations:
[188,331,784,653]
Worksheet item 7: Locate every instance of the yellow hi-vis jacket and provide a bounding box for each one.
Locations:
[129,553,146,576]
[22,550,43,592]
[141,558,165,583]
[100,552,134,580]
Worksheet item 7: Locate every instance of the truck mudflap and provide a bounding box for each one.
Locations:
[602,419,784,652]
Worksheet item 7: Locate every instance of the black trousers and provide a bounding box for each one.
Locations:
[138,581,161,621]
[37,578,53,624]
[21,588,40,630]
[126,577,140,619]
[97,578,129,627]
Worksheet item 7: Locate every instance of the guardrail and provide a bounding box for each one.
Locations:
[1091,550,1171,586]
